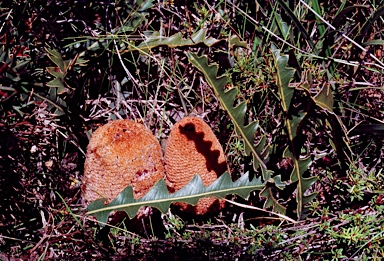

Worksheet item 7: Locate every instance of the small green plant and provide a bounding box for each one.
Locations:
[182,231,192,240]
[331,248,346,261]
[164,212,185,239]
[346,165,375,202]
[166,212,185,231]
[129,234,141,246]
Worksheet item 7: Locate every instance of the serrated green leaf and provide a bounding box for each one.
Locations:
[271,175,286,189]
[289,113,307,140]
[313,85,334,112]
[271,45,295,112]
[135,29,246,54]
[284,146,317,219]
[46,68,64,78]
[302,192,318,205]
[46,48,66,73]
[273,48,318,220]
[260,187,286,214]
[285,153,311,183]
[187,52,270,177]
[137,29,219,53]
[297,82,351,169]
[137,0,153,11]
[46,77,65,91]
[86,172,284,224]
[229,35,248,49]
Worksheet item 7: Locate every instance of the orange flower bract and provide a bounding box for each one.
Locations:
[82,120,165,204]
[164,117,229,215]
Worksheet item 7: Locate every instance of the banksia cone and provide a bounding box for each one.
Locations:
[82,119,165,204]
[164,117,229,215]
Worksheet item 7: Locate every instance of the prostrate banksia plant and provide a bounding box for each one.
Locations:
[82,119,165,205]
[164,117,229,215]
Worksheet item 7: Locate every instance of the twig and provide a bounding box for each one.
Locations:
[113,39,140,88]
[224,198,297,224]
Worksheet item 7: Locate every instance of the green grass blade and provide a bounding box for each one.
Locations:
[359,5,384,43]
[311,0,335,74]
[276,0,317,54]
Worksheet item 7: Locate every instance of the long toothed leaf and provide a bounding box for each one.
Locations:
[187,52,271,178]
[86,172,284,224]
[273,46,318,220]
